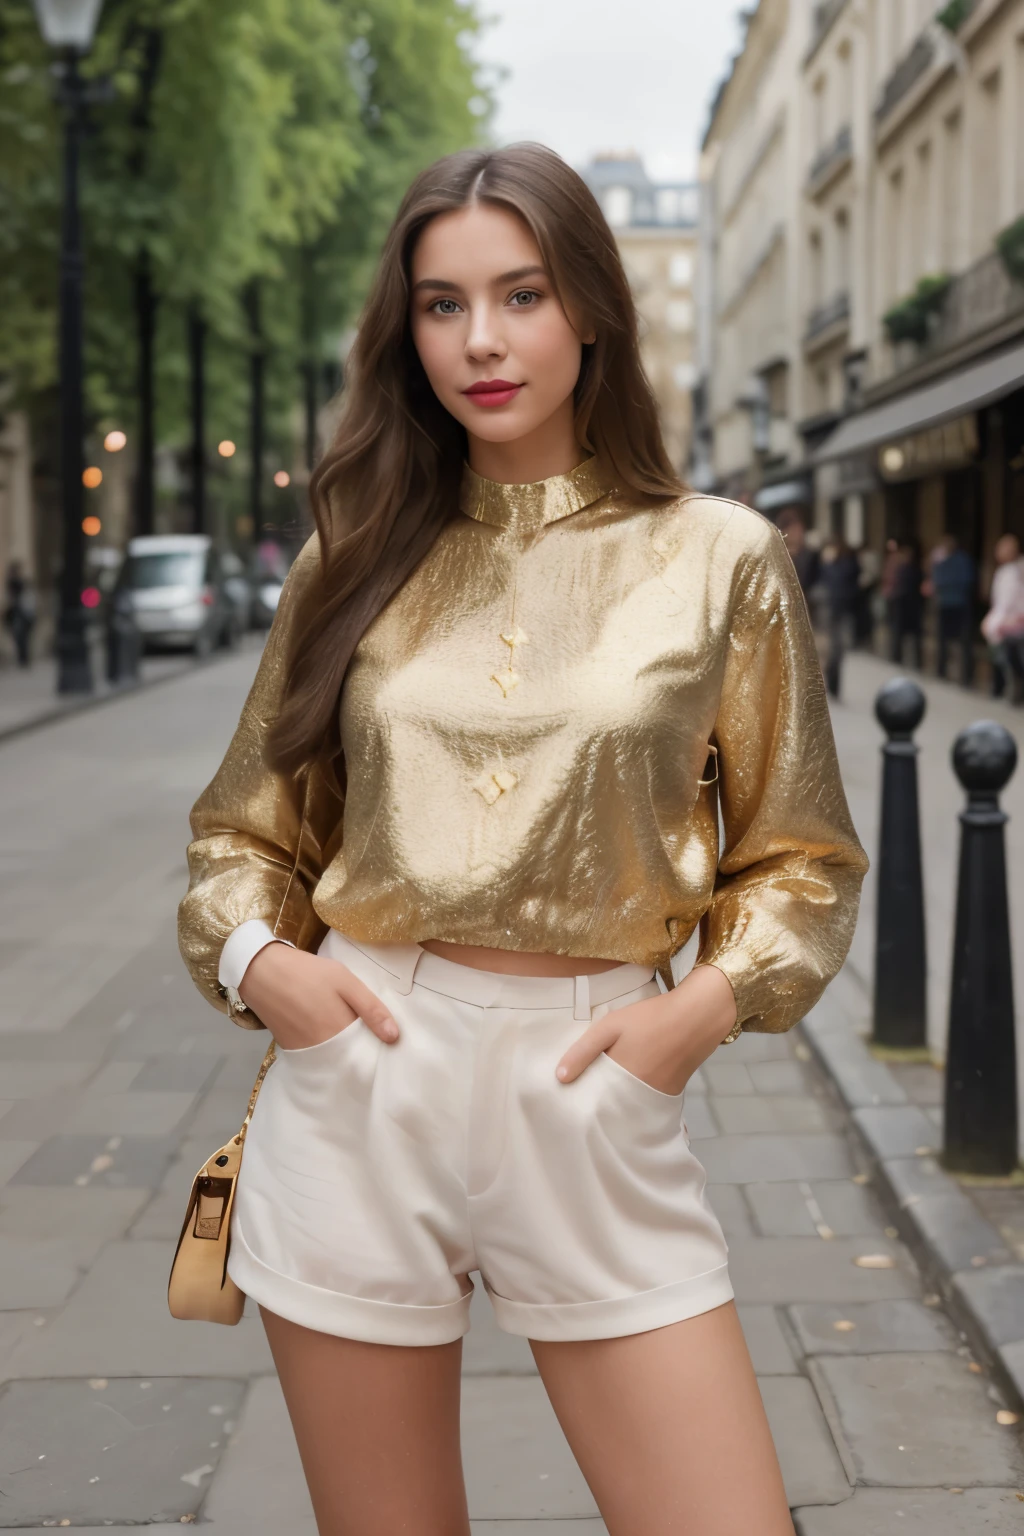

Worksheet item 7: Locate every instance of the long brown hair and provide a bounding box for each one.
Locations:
[268,141,686,774]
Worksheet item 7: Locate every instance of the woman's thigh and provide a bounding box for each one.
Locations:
[260,1307,470,1536]
[530,1301,794,1536]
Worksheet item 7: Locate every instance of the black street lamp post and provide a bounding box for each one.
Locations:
[32,0,106,694]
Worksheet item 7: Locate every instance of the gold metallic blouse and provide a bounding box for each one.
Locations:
[179,459,867,1034]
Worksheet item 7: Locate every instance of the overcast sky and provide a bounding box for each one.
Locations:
[472,2,747,183]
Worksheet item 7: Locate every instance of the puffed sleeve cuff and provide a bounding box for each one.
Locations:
[218,919,295,991]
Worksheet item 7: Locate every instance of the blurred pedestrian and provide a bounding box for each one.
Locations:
[820,537,860,697]
[853,544,880,648]
[3,560,36,668]
[777,511,821,599]
[884,539,924,669]
[927,534,976,684]
[981,533,1024,702]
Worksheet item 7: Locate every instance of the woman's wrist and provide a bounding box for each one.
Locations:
[669,964,740,1054]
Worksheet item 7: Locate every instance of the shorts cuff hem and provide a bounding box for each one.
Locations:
[227,1227,472,1346]
[486,1265,734,1342]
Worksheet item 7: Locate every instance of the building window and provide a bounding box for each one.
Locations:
[603,186,633,229]
[975,70,1002,250]
[915,139,934,276]
[669,251,694,288]
[809,228,824,307]
[835,208,850,292]
[887,167,905,304]
[666,298,694,333]
[942,110,963,272]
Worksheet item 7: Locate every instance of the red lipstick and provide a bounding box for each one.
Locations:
[462,379,523,408]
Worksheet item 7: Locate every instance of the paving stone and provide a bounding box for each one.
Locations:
[713,1095,831,1134]
[0,1061,96,1099]
[0,1093,88,1141]
[737,1305,799,1374]
[463,1283,537,1376]
[200,1375,316,1534]
[890,1062,945,1107]
[727,1032,795,1063]
[809,1353,1024,1487]
[0,1033,110,1062]
[184,1087,256,1144]
[705,1183,755,1237]
[885,1157,1012,1272]
[810,1180,889,1238]
[703,1062,756,1095]
[745,1182,821,1237]
[953,1266,1024,1348]
[0,1143,36,1186]
[0,1235,101,1310]
[748,1059,818,1094]
[471,1525,606,1534]
[700,1135,854,1184]
[64,1090,196,1137]
[804,1023,907,1109]
[0,1313,37,1382]
[680,1093,718,1139]
[758,1376,851,1508]
[0,1185,149,1240]
[7,1240,275,1378]
[131,1052,224,1092]
[794,1486,1024,1534]
[10,1133,179,1190]
[83,1061,144,1094]
[997,1340,1024,1406]
[854,1105,940,1160]
[728,1238,918,1305]
[0,1375,246,1525]
[462,1377,600,1519]
[787,1300,957,1357]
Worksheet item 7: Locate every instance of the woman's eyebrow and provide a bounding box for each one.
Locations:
[412,264,547,295]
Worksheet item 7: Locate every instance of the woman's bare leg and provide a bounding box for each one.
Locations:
[260,1307,470,1536]
[530,1301,794,1536]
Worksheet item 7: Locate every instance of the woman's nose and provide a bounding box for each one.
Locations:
[465,307,506,361]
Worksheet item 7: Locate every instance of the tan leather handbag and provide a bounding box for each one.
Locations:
[167,1041,277,1325]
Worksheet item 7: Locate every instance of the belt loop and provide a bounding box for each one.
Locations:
[573,972,591,1022]
[389,945,424,996]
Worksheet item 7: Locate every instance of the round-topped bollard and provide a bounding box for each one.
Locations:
[872,680,928,1050]
[951,720,1018,799]
[944,721,1019,1176]
[875,677,927,741]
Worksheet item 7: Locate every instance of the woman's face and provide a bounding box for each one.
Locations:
[409,202,592,452]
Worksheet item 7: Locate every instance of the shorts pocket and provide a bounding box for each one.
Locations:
[276,1016,379,1108]
[597,1049,684,1108]
[277,1016,362,1059]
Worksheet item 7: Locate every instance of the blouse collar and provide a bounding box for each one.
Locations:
[459,456,614,532]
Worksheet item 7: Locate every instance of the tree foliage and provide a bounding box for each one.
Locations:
[0,0,486,470]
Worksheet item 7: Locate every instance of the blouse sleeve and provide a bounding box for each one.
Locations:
[696,518,869,1034]
[177,538,344,1026]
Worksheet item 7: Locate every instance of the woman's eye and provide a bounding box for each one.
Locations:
[508,289,540,307]
[431,298,462,316]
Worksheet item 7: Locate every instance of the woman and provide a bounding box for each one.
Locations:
[179,145,867,1536]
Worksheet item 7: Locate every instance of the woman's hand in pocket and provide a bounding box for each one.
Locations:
[237,943,398,1052]
[555,965,738,1094]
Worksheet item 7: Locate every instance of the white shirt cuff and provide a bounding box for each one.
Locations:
[218,920,294,991]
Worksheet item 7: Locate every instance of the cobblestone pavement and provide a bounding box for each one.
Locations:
[0,650,1022,1531]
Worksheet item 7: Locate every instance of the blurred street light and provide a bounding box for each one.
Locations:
[218,440,236,458]
[82,516,101,536]
[104,429,126,452]
[273,470,290,488]
[32,0,108,695]
[82,466,102,488]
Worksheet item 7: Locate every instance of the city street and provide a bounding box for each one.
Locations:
[0,646,1022,1531]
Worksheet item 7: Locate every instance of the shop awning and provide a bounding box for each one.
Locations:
[814,341,1024,464]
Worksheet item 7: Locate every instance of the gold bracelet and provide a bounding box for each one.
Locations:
[720,1018,744,1046]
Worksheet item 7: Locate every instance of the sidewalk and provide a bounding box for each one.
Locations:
[0,651,1022,1530]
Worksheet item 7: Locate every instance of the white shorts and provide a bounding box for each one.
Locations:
[228,932,732,1345]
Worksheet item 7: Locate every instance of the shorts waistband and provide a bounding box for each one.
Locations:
[319,931,657,1020]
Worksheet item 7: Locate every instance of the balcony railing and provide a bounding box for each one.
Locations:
[805,291,851,345]
[875,32,936,124]
[896,251,1024,370]
[807,124,853,194]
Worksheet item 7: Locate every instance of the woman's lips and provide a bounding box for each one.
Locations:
[462,379,523,408]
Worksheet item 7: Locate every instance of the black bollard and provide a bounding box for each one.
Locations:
[872,679,928,1049]
[105,590,142,686]
[943,721,1019,1176]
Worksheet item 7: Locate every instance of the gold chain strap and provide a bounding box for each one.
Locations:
[236,1041,277,1145]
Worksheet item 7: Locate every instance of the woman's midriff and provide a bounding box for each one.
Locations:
[419,939,623,979]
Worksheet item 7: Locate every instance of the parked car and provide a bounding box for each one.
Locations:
[116,535,239,657]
